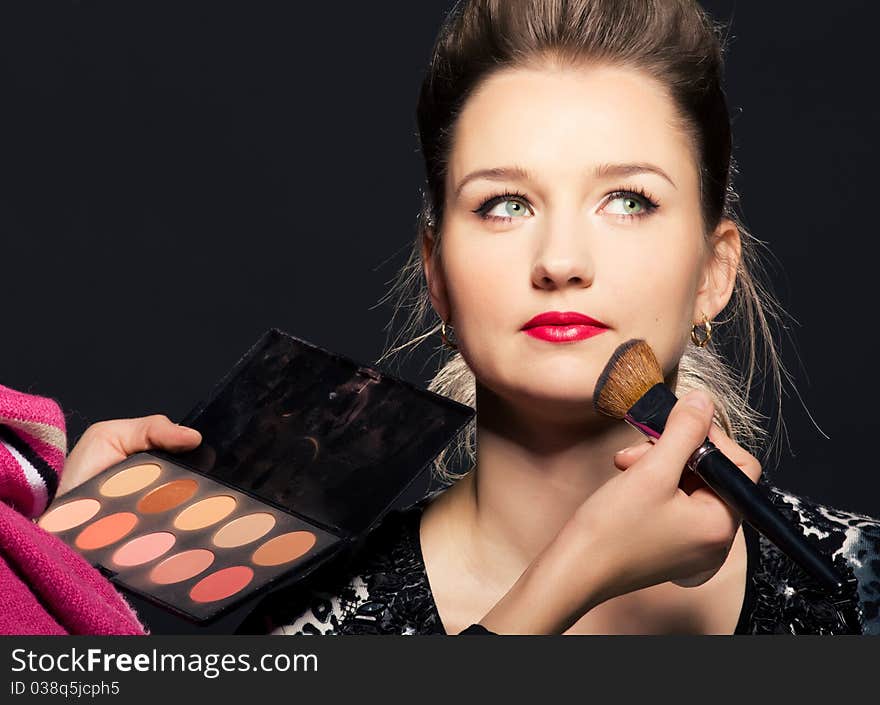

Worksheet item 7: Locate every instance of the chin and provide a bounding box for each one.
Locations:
[512,394,611,428]
[489,377,599,416]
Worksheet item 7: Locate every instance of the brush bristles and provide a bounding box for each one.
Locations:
[593,339,665,418]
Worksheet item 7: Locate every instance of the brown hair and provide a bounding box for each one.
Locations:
[375,0,800,485]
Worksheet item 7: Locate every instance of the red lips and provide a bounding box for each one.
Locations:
[522,311,608,329]
[521,311,609,343]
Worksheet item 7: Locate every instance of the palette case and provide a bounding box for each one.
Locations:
[39,328,475,623]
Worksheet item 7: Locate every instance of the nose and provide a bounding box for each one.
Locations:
[530,216,594,290]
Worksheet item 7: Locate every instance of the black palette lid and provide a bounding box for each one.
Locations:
[167,328,474,538]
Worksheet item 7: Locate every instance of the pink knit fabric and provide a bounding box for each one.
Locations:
[0,384,68,518]
[0,502,146,635]
[0,384,146,635]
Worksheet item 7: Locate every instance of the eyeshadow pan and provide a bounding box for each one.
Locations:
[189,566,253,603]
[38,498,101,533]
[252,531,317,566]
[137,479,199,514]
[173,495,237,530]
[111,532,176,567]
[212,512,276,548]
[75,512,138,550]
[100,463,161,497]
[150,549,215,585]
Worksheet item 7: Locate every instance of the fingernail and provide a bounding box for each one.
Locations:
[686,392,711,411]
[615,446,633,456]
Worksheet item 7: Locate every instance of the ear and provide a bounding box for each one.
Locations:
[694,217,741,321]
[421,226,452,323]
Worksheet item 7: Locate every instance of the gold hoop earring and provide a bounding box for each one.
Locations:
[691,313,713,348]
[440,320,458,351]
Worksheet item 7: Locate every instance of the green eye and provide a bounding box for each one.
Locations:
[474,192,533,222]
[607,195,645,215]
[486,198,530,219]
[604,188,659,219]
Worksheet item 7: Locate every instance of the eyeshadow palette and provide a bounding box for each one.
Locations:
[39,328,474,622]
[39,454,339,619]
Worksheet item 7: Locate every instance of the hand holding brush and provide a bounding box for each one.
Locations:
[479,390,764,633]
[593,338,856,602]
[478,338,859,634]
[478,379,858,634]
[612,393,760,589]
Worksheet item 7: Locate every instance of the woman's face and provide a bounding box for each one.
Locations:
[425,63,739,422]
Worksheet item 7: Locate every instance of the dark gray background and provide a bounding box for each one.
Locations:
[2,0,877,521]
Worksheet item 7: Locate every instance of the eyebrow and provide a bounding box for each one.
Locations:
[453,161,678,198]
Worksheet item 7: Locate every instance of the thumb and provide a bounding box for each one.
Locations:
[116,414,202,456]
[646,390,715,492]
[59,416,202,499]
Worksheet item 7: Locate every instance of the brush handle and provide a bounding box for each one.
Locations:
[687,440,853,598]
[626,383,857,603]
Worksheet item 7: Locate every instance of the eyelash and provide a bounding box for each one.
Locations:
[472,185,660,223]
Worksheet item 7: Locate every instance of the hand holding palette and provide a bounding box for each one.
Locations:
[38,329,474,623]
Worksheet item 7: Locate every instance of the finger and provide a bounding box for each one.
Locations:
[108,415,202,456]
[137,415,202,454]
[675,425,738,493]
[679,422,761,503]
[686,480,743,539]
[706,422,762,484]
[685,422,761,522]
[613,439,654,470]
[644,390,715,492]
[678,469,709,495]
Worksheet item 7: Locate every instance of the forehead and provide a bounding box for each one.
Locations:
[448,64,697,192]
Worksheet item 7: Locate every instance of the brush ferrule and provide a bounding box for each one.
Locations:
[625,383,677,436]
[623,416,661,440]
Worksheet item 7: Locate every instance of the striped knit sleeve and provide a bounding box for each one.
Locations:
[0,384,67,518]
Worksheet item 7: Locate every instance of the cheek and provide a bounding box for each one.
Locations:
[442,233,516,323]
[606,239,701,354]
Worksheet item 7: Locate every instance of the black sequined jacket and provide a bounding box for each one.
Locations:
[252,480,880,636]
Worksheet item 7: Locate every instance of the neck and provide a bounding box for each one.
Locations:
[445,380,652,592]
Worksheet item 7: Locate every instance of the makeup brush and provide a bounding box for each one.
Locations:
[593,338,857,604]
